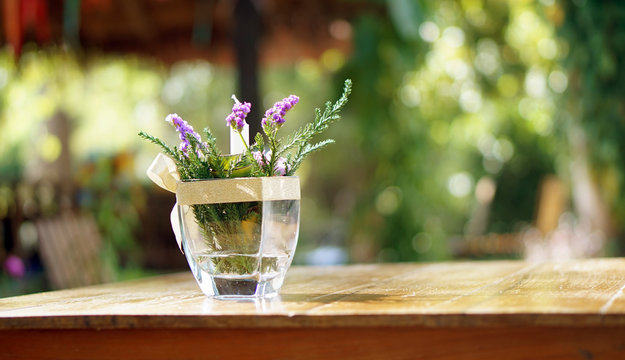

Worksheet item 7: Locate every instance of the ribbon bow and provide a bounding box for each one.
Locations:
[146,153,184,251]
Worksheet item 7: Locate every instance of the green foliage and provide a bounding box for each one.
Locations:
[330,0,563,261]
[557,1,625,242]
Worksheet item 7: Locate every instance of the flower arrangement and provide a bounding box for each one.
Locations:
[138,79,351,297]
[139,79,351,179]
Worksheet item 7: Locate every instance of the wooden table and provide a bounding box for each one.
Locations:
[1,259,625,359]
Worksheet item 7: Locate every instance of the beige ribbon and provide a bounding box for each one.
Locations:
[146,153,300,251]
[147,153,183,251]
[147,153,179,193]
[176,177,300,205]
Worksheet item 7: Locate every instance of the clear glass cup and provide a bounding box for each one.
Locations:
[178,195,300,299]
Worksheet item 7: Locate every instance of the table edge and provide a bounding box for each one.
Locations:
[2,312,625,330]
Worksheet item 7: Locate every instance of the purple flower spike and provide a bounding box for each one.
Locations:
[165,113,202,156]
[226,97,251,132]
[262,95,299,129]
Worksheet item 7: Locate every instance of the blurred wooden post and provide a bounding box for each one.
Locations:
[535,175,566,235]
[234,0,262,141]
[25,111,73,206]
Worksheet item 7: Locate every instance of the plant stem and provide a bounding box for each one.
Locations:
[238,131,252,155]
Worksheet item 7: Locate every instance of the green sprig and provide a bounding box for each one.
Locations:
[281,79,352,175]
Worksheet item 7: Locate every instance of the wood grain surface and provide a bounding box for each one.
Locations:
[1,259,625,359]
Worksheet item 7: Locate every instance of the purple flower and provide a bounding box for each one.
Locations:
[252,150,265,165]
[226,98,251,132]
[165,113,202,156]
[4,255,25,278]
[274,157,288,176]
[262,95,299,129]
[251,150,288,176]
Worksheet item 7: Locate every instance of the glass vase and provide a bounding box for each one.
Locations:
[177,178,300,299]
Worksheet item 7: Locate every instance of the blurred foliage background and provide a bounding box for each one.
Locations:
[1,0,624,296]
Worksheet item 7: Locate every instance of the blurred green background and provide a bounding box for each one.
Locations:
[2,0,625,296]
